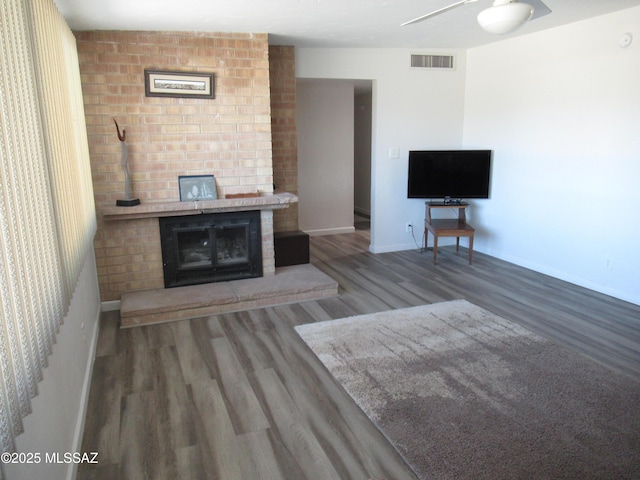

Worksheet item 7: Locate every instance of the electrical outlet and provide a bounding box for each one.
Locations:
[406,222,412,232]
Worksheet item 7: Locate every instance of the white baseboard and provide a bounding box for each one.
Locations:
[67,304,101,480]
[480,248,640,307]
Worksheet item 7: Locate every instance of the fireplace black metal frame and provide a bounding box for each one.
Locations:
[159,211,262,288]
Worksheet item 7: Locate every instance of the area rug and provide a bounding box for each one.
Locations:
[295,300,640,480]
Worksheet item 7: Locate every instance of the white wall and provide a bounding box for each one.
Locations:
[297,79,355,235]
[4,249,101,480]
[296,48,467,251]
[464,7,640,305]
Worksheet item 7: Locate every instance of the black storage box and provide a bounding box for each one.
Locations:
[274,230,310,267]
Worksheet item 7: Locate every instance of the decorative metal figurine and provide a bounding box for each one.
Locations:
[114,119,140,206]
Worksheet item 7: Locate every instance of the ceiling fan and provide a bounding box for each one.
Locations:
[402,0,551,35]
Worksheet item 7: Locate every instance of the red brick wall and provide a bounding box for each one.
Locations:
[269,46,299,232]
[76,31,274,301]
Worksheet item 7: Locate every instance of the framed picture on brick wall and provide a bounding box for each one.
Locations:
[145,70,214,99]
[179,175,217,201]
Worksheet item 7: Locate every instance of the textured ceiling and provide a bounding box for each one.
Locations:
[54,0,640,49]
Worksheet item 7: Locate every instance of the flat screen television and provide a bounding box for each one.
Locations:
[407,150,492,199]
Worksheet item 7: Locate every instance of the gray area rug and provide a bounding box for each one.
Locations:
[295,300,640,480]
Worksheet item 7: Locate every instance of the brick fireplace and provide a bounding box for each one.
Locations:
[76,31,293,301]
[101,193,296,296]
[104,193,334,328]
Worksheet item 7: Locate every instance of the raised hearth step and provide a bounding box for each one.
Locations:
[119,264,339,328]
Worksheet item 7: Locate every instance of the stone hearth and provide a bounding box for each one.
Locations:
[120,264,339,328]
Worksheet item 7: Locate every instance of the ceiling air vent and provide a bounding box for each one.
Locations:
[411,54,454,69]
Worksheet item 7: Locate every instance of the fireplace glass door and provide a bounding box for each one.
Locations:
[160,211,262,288]
[177,228,213,269]
[214,225,249,266]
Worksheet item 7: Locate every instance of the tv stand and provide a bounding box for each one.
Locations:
[424,201,474,264]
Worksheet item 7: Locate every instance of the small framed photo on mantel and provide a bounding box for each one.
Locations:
[145,69,214,99]
[179,175,217,202]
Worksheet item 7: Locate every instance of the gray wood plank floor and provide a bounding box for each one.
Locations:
[77,226,640,479]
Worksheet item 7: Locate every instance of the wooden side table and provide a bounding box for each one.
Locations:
[424,202,474,264]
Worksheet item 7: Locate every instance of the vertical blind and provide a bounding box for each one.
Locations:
[0,0,96,468]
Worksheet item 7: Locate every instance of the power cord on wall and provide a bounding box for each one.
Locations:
[407,224,424,252]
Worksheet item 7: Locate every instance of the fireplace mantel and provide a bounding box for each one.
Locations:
[102,192,298,221]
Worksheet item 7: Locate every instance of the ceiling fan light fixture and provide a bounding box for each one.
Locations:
[477,1,534,35]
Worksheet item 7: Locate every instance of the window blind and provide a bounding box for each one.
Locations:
[0,0,96,470]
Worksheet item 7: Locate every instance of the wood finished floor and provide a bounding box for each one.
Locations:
[77,226,640,480]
